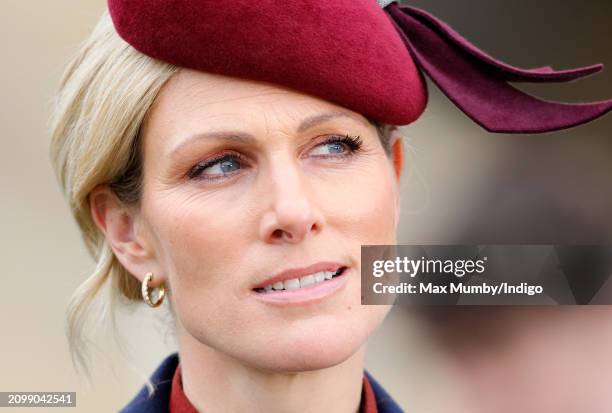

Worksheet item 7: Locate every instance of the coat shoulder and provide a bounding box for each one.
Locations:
[118,352,179,413]
[364,369,405,413]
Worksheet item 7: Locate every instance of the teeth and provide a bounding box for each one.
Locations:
[259,269,343,292]
[300,274,315,287]
[284,278,300,290]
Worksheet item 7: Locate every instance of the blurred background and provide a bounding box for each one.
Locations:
[0,0,610,411]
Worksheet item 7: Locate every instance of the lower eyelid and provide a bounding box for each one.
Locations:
[189,168,244,182]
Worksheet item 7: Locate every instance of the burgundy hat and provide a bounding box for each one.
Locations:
[108,0,612,133]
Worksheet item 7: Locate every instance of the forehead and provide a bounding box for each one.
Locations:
[143,68,370,146]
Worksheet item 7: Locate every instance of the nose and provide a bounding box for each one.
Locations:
[259,154,324,244]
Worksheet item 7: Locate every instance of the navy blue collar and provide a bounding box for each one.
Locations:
[119,352,404,413]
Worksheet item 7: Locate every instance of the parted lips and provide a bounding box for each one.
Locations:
[108,0,612,133]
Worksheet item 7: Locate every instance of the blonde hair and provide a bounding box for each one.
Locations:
[49,6,400,396]
[49,9,177,391]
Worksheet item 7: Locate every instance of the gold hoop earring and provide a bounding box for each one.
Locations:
[142,272,165,308]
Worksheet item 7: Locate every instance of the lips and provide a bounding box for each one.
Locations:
[252,261,347,292]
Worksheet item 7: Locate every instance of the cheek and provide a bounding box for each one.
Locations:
[143,192,251,325]
[329,162,399,244]
[145,194,261,362]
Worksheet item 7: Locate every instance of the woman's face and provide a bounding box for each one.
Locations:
[135,68,401,371]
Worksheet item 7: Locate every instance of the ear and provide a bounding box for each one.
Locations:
[88,184,164,286]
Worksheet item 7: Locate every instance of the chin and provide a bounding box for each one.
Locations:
[255,338,364,373]
[242,315,376,373]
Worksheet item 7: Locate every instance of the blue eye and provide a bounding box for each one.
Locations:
[187,153,245,180]
[217,158,240,173]
[312,141,345,155]
[310,134,364,158]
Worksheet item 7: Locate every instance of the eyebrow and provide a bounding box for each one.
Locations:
[169,110,371,157]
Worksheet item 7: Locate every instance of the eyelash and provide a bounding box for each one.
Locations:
[186,134,364,181]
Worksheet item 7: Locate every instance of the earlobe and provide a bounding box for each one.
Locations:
[89,185,156,282]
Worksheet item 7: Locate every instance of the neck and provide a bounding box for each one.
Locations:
[176,330,366,413]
